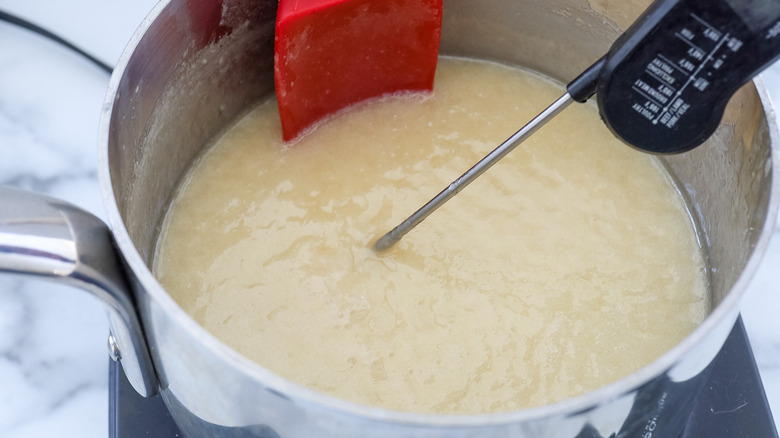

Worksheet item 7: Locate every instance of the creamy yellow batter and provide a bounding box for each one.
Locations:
[153,58,709,414]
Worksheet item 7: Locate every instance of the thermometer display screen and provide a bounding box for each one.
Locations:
[724,0,780,31]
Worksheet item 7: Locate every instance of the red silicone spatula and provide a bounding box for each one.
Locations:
[274,0,443,142]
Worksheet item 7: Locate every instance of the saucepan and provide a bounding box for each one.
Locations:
[0,0,777,436]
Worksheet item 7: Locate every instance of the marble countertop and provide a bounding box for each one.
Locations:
[0,1,778,436]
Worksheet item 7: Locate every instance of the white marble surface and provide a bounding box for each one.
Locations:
[0,1,778,436]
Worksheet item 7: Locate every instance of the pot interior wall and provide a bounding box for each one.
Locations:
[107,0,774,314]
[107,0,277,264]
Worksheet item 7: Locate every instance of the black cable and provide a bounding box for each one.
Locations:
[0,9,113,74]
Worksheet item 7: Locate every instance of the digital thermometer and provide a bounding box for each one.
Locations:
[594,0,780,153]
[374,0,780,251]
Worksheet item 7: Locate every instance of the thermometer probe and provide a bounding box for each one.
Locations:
[373,0,780,252]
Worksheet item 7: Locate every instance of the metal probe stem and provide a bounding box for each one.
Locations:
[373,92,575,252]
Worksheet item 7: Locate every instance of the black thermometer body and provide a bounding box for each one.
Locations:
[593,0,780,154]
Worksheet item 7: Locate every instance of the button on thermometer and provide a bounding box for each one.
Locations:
[373,0,780,252]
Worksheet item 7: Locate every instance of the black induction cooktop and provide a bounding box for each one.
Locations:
[109,316,777,438]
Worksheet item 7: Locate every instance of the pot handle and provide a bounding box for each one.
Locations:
[0,186,158,397]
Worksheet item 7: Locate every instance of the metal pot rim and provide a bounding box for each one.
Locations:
[97,0,780,427]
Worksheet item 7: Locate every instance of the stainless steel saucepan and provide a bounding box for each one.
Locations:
[1,0,777,436]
